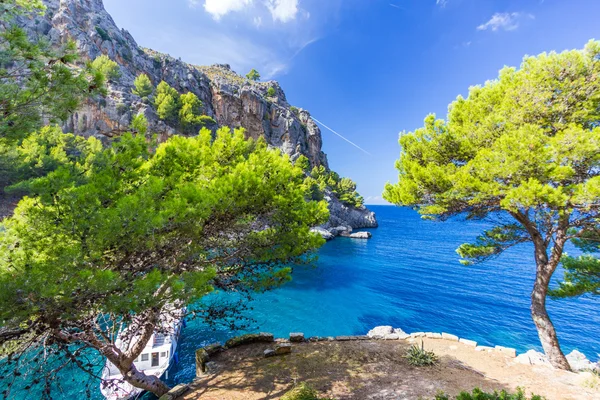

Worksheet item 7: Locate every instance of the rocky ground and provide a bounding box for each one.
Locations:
[177,332,600,400]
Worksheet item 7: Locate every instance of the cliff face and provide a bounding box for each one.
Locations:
[19,0,377,233]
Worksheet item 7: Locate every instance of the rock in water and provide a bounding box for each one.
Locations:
[367,326,394,338]
[18,0,378,232]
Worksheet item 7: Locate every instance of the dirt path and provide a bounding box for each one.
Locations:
[181,338,600,400]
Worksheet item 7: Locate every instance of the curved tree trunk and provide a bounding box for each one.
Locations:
[531,268,570,370]
[120,363,171,397]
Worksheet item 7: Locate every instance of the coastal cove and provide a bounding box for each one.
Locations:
[167,205,600,388]
[3,206,599,399]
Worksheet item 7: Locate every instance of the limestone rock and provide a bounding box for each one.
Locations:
[441,333,459,341]
[459,338,478,347]
[341,231,372,239]
[274,343,292,355]
[495,345,517,357]
[17,0,378,232]
[566,349,595,371]
[515,350,551,366]
[264,349,276,358]
[289,332,305,342]
[310,227,334,240]
[367,326,394,338]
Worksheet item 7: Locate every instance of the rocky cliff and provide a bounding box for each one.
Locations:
[19,0,377,234]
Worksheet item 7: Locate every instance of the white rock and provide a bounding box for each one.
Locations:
[495,345,517,357]
[346,231,372,239]
[475,346,494,352]
[384,333,400,340]
[410,332,426,338]
[310,227,334,240]
[459,338,478,347]
[367,326,393,338]
[566,349,595,371]
[515,350,550,366]
[426,332,442,339]
[441,333,459,341]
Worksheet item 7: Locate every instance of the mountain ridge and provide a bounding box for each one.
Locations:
[18,0,377,234]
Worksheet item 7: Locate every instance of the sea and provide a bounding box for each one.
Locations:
[3,205,600,399]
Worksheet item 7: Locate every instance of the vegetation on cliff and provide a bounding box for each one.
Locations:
[384,41,600,370]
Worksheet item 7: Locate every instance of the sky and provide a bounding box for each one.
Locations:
[103,0,600,205]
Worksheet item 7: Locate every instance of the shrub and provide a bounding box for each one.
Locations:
[281,383,333,400]
[95,26,111,41]
[130,113,148,135]
[290,106,299,115]
[154,81,180,120]
[132,73,154,98]
[246,68,260,81]
[310,166,363,208]
[115,103,128,115]
[179,92,215,131]
[267,87,276,97]
[404,341,438,366]
[91,54,120,81]
[434,387,545,400]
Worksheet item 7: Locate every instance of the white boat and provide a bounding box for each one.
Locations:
[100,309,185,400]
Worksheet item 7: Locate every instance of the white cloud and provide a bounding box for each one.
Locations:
[202,0,253,20]
[477,12,534,32]
[253,16,263,28]
[196,0,299,23]
[265,0,299,22]
[436,0,448,7]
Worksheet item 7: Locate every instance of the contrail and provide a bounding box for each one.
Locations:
[311,117,372,156]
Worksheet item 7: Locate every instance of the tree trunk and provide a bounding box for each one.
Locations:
[531,240,571,370]
[119,363,171,397]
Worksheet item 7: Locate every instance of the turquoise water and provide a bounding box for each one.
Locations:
[4,206,600,399]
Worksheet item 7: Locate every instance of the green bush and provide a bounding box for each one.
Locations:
[290,106,299,115]
[95,26,111,41]
[91,54,120,81]
[434,387,545,400]
[310,165,363,208]
[404,341,438,366]
[132,73,154,98]
[246,68,260,81]
[267,87,276,97]
[281,383,333,400]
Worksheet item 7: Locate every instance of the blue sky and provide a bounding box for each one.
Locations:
[104,0,600,205]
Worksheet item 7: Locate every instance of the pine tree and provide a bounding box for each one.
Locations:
[132,73,154,98]
[384,40,600,370]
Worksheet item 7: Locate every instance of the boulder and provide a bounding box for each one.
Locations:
[264,349,276,358]
[367,326,394,338]
[274,343,292,355]
[384,333,400,340]
[347,231,372,239]
[515,350,550,366]
[566,349,595,371]
[195,348,209,376]
[310,227,335,240]
[425,332,442,339]
[289,332,305,342]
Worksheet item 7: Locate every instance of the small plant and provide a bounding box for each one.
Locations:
[115,103,128,115]
[267,87,276,97]
[434,387,545,400]
[246,68,260,81]
[290,106,299,115]
[405,340,438,366]
[281,383,334,400]
[95,26,111,41]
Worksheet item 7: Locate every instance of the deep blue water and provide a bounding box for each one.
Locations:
[167,206,600,387]
[4,206,600,399]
